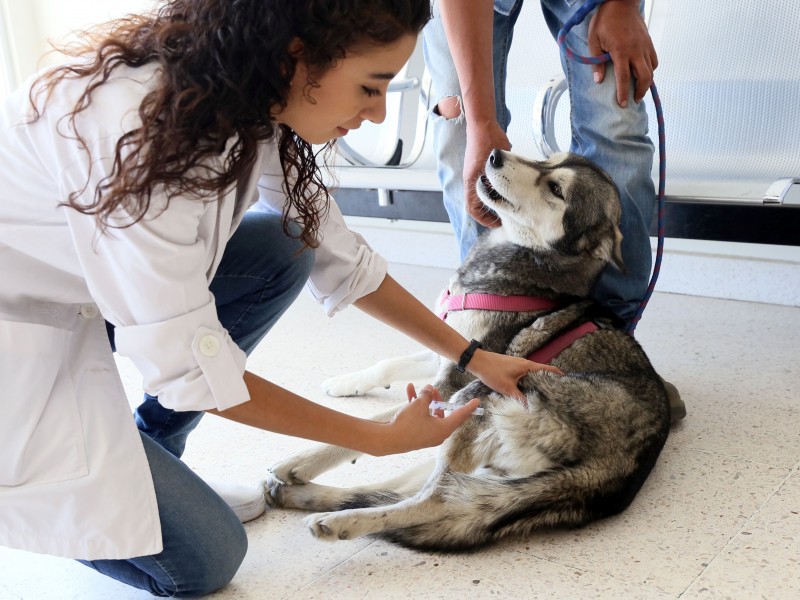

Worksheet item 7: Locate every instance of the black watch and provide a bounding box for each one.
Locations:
[455,339,482,373]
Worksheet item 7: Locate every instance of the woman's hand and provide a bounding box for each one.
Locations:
[370,384,480,456]
[354,275,563,408]
[467,349,563,402]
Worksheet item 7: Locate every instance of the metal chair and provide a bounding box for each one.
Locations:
[534,0,800,208]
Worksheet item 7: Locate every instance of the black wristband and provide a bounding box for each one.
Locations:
[456,339,482,373]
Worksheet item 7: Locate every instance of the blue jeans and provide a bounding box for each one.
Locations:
[423,0,655,325]
[85,210,314,597]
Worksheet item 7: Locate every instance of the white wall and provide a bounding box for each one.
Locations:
[1,0,153,85]
[1,0,40,88]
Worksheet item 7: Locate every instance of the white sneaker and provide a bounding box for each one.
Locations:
[206,480,267,523]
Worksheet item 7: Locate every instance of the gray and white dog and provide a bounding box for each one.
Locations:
[265,150,671,551]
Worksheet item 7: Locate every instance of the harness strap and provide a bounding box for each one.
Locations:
[437,288,559,321]
[526,321,599,364]
[436,288,597,365]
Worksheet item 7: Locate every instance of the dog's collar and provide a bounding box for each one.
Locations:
[437,288,560,321]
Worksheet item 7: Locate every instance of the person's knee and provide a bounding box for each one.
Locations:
[187,524,248,597]
[283,220,315,285]
[212,525,248,592]
[434,95,462,120]
[293,239,315,282]
[245,213,313,288]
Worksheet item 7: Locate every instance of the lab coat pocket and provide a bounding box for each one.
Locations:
[0,319,88,487]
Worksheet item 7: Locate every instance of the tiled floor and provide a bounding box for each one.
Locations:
[2,262,799,599]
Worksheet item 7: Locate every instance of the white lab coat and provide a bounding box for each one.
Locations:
[0,63,387,560]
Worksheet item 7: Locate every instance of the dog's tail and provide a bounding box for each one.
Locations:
[377,464,649,552]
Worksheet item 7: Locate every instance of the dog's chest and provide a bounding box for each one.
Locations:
[445,310,492,343]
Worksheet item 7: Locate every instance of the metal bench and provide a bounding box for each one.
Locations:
[329,0,800,245]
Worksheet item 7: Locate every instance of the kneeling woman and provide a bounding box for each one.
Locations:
[0,0,553,595]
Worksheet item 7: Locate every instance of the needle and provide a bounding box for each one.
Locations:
[429,400,484,416]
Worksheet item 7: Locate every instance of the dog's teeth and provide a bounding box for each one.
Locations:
[480,174,503,201]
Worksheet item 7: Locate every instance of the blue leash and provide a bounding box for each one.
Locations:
[556,0,666,335]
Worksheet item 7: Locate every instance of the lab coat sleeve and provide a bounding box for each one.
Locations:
[254,154,388,316]
[61,156,249,413]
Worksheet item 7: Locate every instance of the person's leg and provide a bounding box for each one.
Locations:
[540,0,655,326]
[129,210,314,458]
[423,0,524,261]
[80,433,248,597]
[540,1,684,422]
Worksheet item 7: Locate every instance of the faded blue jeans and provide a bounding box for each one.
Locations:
[84,210,314,597]
[423,0,655,325]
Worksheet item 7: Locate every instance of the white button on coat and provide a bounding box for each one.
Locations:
[79,304,99,319]
[198,334,221,357]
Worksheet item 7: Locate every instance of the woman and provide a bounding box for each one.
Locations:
[0,0,555,595]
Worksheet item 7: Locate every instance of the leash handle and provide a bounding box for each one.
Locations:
[556,0,611,64]
[556,0,667,335]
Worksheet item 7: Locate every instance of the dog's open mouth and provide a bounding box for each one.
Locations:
[479,174,507,204]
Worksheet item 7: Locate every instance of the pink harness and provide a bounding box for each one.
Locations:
[437,289,598,364]
[525,321,599,364]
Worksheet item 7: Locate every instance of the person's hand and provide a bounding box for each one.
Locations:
[464,119,511,228]
[373,384,480,456]
[588,0,658,107]
[468,348,563,403]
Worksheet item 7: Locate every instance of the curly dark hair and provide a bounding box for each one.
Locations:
[30,0,431,247]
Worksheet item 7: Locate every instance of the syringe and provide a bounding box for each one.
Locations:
[429,400,485,416]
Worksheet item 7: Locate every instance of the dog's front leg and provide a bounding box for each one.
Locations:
[322,350,439,397]
[268,444,363,487]
[266,403,406,488]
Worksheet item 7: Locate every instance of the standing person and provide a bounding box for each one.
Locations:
[0,0,559,596]
[423,0,685,419]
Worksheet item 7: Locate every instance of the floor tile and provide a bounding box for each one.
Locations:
[3,260,799,600]
[682,467,800,599]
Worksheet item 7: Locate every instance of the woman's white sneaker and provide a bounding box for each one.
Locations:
[206,480,267,523]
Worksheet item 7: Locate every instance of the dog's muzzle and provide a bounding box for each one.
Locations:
[479,174,507,203]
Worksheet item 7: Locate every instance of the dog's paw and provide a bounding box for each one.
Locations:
[321,372,382,397]
[262,475,288,508]
[304,512,350,541]
[268,458,315,486]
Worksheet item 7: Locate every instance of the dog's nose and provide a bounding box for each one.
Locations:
[489,149,503,168]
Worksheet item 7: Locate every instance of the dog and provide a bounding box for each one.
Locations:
[264,150,671,551]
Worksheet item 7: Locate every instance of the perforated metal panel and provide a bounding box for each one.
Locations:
[504,0,567,160]
[647,0,800,184]
[335,0,800,211]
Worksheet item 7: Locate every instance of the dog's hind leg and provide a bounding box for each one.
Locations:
[302,479,448,543]
[302,469,572,550]
[269,459,435,512]
[300,468,495,548]
[321,350,439,397]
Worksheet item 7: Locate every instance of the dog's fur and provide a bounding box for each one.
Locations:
[265,151,671,551]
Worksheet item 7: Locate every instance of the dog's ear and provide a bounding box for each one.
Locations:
[591,225,626,272]
[609,226,626,272]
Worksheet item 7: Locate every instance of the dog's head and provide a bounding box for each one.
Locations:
[476,150,625,271]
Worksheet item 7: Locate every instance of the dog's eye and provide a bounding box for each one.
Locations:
[548,181,564,199]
